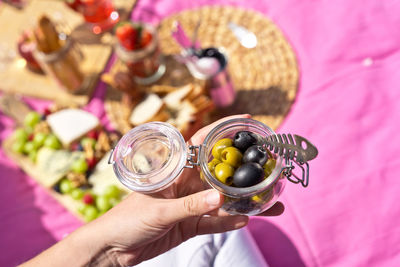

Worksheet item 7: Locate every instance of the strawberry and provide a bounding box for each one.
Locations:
[140,30,152,48]
[116,23,137,50]
[70,142,80,151]
[86,157,97,169]
[43,107,51,116]
[83,193,95,205]
[87,129,98,140]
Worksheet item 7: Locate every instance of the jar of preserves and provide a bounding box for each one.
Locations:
[115,23,165,85]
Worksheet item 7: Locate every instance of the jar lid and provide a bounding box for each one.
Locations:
[109,122,187,193]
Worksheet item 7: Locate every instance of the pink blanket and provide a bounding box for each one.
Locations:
[1,0,400,266]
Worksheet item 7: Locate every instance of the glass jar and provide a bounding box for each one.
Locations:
[110,122,187,193]
[115,23,166,85]
[66,0,120,34]
[198,118,286,215]
[33,37,84,93]
[109,118,312,215]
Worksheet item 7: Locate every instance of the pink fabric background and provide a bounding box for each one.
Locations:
[1,0,400,266]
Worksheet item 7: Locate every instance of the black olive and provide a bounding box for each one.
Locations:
[233,162,264,187]
[233,131,258,152]
[243,145,269,166]
[199,47,227,70]
[52,183,61,194]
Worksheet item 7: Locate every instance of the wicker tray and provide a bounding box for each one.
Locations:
[0,0,136,105]
[158,6,299,130]
[104,6,299,137]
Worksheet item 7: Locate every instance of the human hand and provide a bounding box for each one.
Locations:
[87,114,284,266]
[22,115,284,267]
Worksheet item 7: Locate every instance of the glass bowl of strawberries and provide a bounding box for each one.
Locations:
[115,22,165,85]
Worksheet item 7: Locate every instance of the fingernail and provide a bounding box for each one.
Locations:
[206,191,221,207]
[233,216,249,228]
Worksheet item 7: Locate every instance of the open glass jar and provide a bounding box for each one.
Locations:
[109,118,316,215]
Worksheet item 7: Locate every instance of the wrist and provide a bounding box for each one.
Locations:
[73,218,117,266]
[19,217,117,267]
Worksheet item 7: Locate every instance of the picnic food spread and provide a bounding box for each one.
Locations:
[0,3,308,222]
[8,106,127,222]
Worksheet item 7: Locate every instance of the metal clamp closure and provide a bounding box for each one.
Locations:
[282,156,309,187]
[264,133,317,188]
[185,145,200,168]
[108,148,115,165]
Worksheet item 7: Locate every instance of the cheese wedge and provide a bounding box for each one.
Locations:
[46,109,99,146]
[36,147,84,187]
[89,152,129,195]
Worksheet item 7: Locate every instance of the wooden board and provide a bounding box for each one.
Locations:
[0,0,136,105]
[2,137,86,221]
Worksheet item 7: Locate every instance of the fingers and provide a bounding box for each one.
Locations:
[196,215,249,235]
[207,208,232,217]
[207,201,285,217]
[190,114,251,145]
[165,189,224,223]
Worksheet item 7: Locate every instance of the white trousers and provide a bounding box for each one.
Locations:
[135,227,268,267]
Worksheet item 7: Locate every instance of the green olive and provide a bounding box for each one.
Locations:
[251,188,273,203]
[212,138,233,160]
[263,158,276,177]
[220,146,243,168]
[207,158,222,173]
[214,163,234,185]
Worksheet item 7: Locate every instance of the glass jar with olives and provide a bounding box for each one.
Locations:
[198,119,289,215]
[109,119,318,215]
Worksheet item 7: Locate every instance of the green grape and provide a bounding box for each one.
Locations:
[71,158,88,174]
[109,198,121,207]
[29,150,38,162]
[33,132,48,147]
[25,126,34,135]
[44,134,61,150]
[104,185,121,199]
[84,205,99,222]
[12,128,28,142]
[96,195,112,212]
[71,188,84,200]
[59,179,73,194]
[12,140,25,154]
[77,203,88,214]
[24,111,41,128]
[81,137,96,148]
[23,141,37,155]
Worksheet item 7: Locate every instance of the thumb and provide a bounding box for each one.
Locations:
[165,189,223,224]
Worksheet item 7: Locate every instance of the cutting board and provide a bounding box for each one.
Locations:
[0,0,136,105]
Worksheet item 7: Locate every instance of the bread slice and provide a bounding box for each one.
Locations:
[172,100,197,133]
[129,94,164,125]
[46,109,99,146]
[163,84,192,110]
